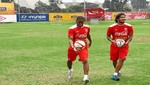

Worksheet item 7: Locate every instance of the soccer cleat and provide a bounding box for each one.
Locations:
[111,75,120,81]
[67,69,73,78]
[83,79,89,85]
[117,72,121,77]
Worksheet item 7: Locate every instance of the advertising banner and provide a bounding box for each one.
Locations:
[125,12,148,19]
[85,8,105,20]
[112,12,148,20]
[49,13,83,21]
[112,12,121,20]
[0,2,15,14]
[17,14,49,22]
[104,12,112,20]
[0,15,17,22]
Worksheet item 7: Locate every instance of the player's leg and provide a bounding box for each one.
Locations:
[82,60,89,84]
[79,49,89,84]
[114,59,124,75]
[111,60,121,81]
[67,60,74,78]
[115,45,129,77]
[67,47,77,78]
[112,60,121,76]
[110,45,118,69]
[67,61,72,69]
[112,45,128,80]
[82,60,89,77]
[113,60,117,68]
[110,46,120,81]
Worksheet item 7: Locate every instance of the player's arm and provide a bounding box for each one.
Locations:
[87,34,92,47]
[68,36,78,52]
[125,26,134,44]
[125,34,133,44]
[68,36,74,48]
[107,27,115,44]
[107,34,115,43]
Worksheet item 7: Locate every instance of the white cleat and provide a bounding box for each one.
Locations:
[67,69,73,79]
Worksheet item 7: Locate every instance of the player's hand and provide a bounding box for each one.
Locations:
[73,47,77,52]
[73,47,81,52]
[111,40,116,44]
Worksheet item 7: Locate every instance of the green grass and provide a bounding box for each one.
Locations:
[0,20,150,85]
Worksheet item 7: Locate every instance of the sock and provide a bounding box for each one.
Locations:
[119,71,121,73]
[114,72,118,76]
[84,75,88,80]
[69,68,73,71]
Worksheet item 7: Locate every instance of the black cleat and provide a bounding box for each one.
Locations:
[84,79,89,85]
[111,75,120,81]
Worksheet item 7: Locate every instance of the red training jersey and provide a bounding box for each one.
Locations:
[107,23,133,44]
[68,24,90,43]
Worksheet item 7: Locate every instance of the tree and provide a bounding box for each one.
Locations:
[35,1,51,13]
[65,2,99,12]
[131,0,148,11]
[14,2,20,13]
[102,0,128,12]
[49,0,55,2]
[14,2,35,13]
[1,0,13,2]
[102,0,111,9]
[82,2,99,8]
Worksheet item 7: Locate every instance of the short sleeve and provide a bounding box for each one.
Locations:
[88,27,90,34]
[128,26,134,35]
[107,27,112,35]
[68,29,74,37]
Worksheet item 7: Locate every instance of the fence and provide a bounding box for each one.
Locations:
[0,0,150,22]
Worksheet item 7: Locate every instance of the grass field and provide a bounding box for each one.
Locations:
[0,19,150,85]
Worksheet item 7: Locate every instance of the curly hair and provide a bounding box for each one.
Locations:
[115,13,126,23]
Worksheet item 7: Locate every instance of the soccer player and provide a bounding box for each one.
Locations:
[67,16,92,84]
[106,13,134,81]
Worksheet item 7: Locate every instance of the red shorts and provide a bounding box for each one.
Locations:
[67,46,88,61]
[110,44,129,61]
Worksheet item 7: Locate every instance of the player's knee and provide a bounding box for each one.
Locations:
[82,60,88,64]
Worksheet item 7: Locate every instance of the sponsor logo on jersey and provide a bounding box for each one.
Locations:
[115,31,127,36]
[75,31,88,38]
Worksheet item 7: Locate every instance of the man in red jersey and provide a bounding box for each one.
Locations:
[107,13,134,81]
[67,16,92,84]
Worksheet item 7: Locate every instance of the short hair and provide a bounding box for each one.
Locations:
[115,13,126,23]
[76,16,85,21]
